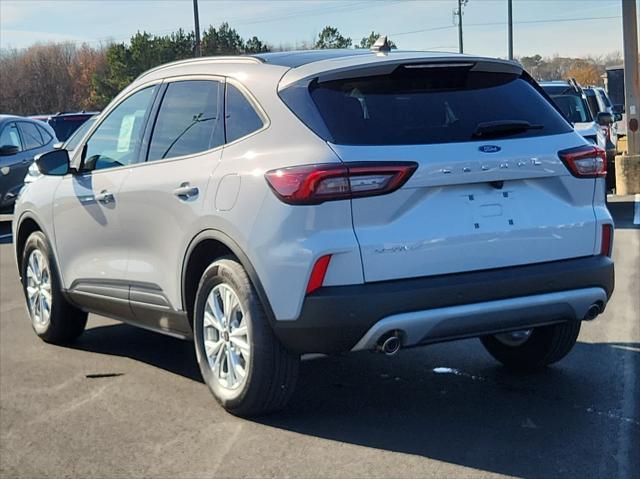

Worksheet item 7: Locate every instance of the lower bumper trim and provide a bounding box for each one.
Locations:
[272,255,614,354]
[351,287,606,351]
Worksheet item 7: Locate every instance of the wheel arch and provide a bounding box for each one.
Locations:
[181,229,277,329]
[15,213,45,279]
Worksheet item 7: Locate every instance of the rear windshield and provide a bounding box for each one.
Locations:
[49,116,91,142]
[283,66,572,145]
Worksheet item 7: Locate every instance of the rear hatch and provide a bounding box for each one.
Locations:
[282,59,598,282]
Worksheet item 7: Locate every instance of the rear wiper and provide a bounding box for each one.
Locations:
[473,120,543,138]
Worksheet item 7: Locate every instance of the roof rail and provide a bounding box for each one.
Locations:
[136,55,264,81]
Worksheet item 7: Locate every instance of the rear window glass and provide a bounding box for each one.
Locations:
[37,125,53,144]
[49,117,90,142]
[18,122,44,149]
[148,80,223,161]
[225,84,264,143]
[291,67,572,145]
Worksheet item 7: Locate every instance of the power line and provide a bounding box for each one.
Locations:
[82,0,383,45]
[4,9,622,50]
[390,14,622,38]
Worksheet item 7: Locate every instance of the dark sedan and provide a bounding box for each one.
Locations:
[0,115,57,213]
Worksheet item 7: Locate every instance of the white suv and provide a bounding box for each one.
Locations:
[13,50,614,416]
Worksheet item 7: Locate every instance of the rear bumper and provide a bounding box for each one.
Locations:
[272,255,614,354]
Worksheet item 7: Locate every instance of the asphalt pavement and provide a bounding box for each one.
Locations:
[0,203,638,478]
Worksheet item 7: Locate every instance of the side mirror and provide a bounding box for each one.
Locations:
[612,104,625,114]
[596,111,613,126]
[614,113,623,122]
[0,144,20,156]
[35,149,71,176]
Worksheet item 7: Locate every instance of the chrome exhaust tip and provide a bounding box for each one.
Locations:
[583,303,602,321]
[378,333,401,356]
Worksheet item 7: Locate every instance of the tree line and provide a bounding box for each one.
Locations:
[0,21,620,116]
[518,52,622,87]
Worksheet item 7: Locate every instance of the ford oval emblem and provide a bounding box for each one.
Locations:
[479,145,501,153]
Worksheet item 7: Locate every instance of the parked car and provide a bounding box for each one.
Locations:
[57,114,98,153]
[539,81,611,153]
[0,115,57,213]
[24,115,98,185]
[584,87,619,190]
[605,66,627,139]
[32,111,99,142]
[592,86,624,144]
[13,50,614,416]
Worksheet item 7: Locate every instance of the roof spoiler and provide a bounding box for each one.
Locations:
[278,55,523,90]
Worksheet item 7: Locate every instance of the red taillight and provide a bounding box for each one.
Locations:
[600,224,613,257]
[265,162,417,205]
[306,255,332,294]
[559,145,606,178]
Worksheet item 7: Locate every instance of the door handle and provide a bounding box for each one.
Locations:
[173,182,199,200]
[95,190,114,205]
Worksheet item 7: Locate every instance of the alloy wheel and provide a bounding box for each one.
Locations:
[26,249,52,327]
[203,283,250,390]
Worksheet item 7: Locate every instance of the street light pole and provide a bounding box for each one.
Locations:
[458,0,464,54]
[507,0,513,60]
[621,0,639,156]
[193,0,201,57]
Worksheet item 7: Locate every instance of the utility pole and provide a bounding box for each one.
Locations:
[455,0,469,54]
[507,0,513,60]
[193,0,201,57]
[622,0,639,156]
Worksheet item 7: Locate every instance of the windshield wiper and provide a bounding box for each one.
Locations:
[473,120,543,138]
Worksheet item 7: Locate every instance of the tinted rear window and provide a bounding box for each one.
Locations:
[49,117,90,141]
[290,67,572,145]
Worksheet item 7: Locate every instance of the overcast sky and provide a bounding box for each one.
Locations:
[0,0,627,58]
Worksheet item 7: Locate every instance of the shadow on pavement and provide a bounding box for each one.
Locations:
[67,322,639,478]
[260,340,639,478]
[0,221,11,244]
[69,322,203,383]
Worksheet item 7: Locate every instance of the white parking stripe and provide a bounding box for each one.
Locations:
[635,194,640,225]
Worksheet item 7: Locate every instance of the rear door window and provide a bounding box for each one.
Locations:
[18,122,44,150]
[147,80,223,161]
[295,66,572,145]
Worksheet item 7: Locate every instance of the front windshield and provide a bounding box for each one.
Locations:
[548,94,592,123]
[63,116,96,151]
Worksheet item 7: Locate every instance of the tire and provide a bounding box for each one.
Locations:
[480,321,581,371]
[20,231,87,344]
[193,257,299,417]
